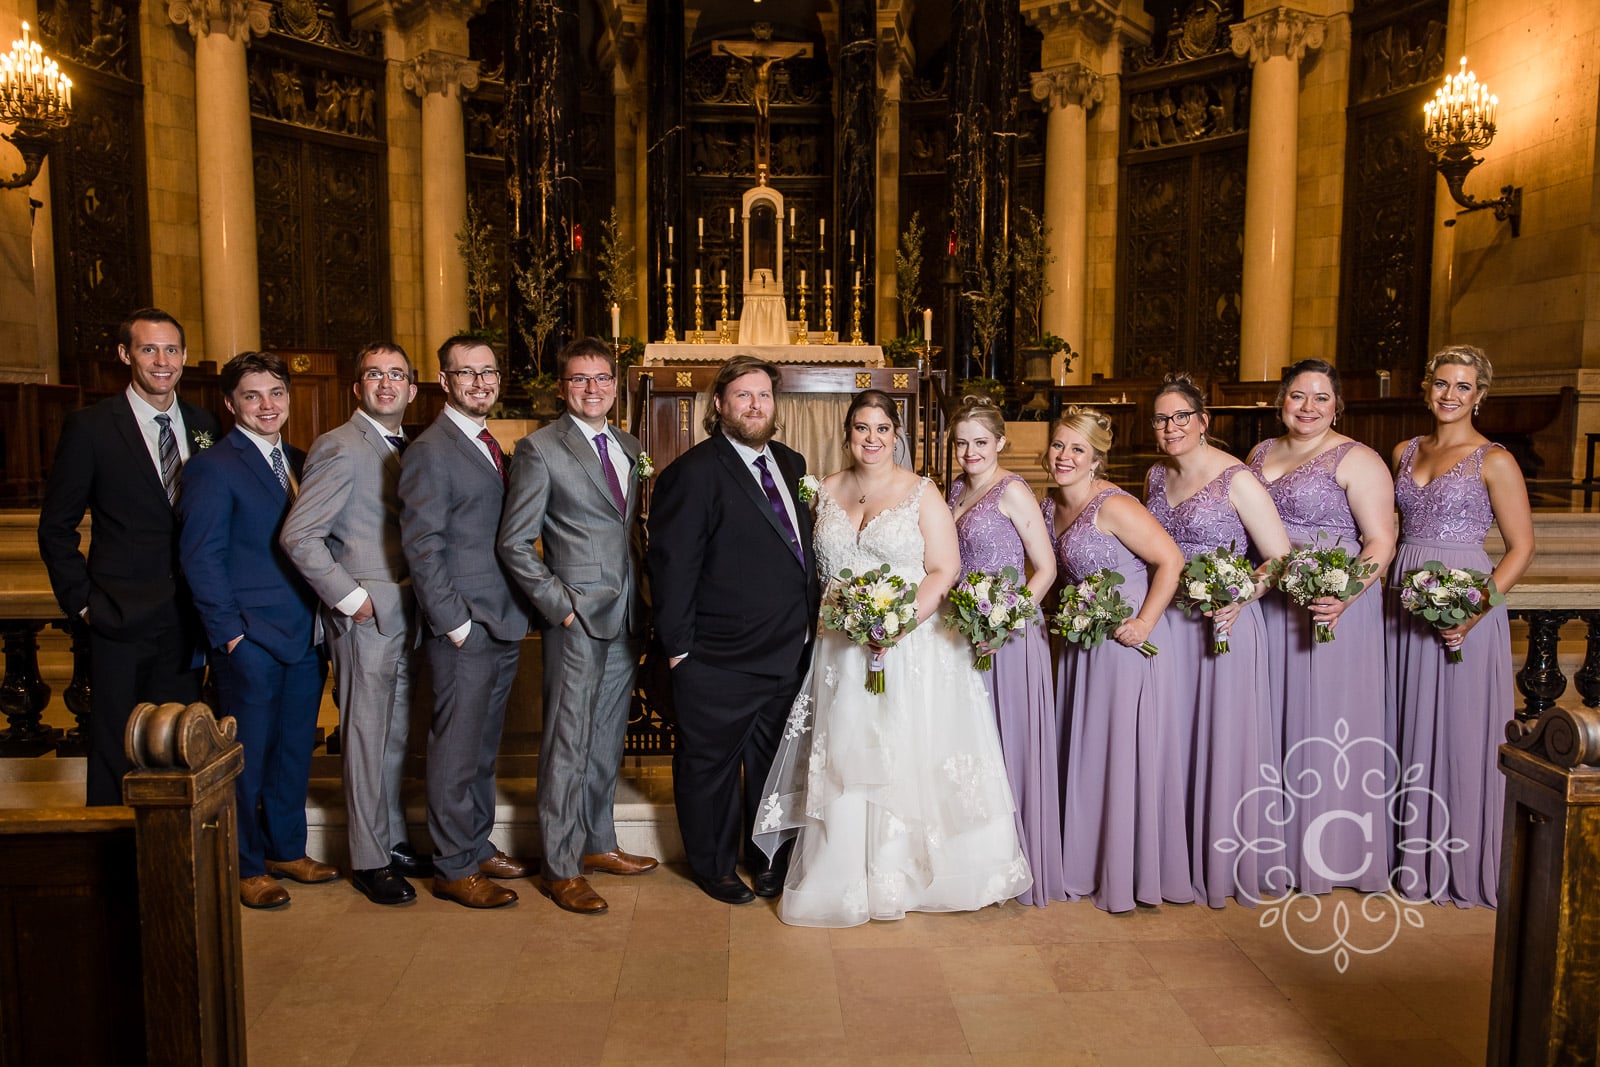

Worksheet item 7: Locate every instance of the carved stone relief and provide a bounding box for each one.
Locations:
[1126,0,1236,74]
[1126,71,1250,151]
[36,0,134,78]
[248,53,382,140]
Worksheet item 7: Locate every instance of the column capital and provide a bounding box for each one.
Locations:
[167,0,270,42]
[1030,63,1104,111]
[1229,7,1326,66]
[400,49,480,98]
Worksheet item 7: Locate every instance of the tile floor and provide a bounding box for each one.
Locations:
[242,870,1497,1066]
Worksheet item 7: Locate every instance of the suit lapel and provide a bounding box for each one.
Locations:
[714,435,803,567]
[110,393,170,504]
[770,446,813,562]
[231,428,284,499]
[443,415,503,490]
[354,414,401,478]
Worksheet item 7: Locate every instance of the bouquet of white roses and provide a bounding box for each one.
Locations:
[945,566,1035,671]
[821,564,920,693]
[1176,544,1260,655]
[1271,536,1378,644]
[1399,560,1503,664]
[1049,568,1158,657]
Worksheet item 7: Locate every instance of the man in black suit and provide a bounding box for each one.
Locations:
[647,355,820,903]
[38,308,221,806]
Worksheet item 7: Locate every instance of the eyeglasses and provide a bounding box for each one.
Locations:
[360,368,412,382]
[565,373,616,387]
[445,367,501,383]
[1149,410,1198,429]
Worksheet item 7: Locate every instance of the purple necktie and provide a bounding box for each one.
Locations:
[594,433,627,514]
[754,455,803,564]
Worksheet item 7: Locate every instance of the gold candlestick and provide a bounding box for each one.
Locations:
[850,279,864,345]
[661,275,677,343]
[718,282,732,343]
[691,280,705,344]
[822,281,836,345]
[794,282,810,345]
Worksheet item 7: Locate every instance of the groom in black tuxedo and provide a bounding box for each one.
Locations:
[648,356,820,903]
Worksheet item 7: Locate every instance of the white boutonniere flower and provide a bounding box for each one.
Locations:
[799,474,821,503]
[636,452,654,480]
[192,431,213,450]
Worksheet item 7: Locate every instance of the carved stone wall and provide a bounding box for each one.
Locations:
[39,0,151,385]
[1338,1,1444,383]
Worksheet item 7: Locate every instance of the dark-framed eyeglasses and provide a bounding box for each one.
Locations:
[1150,410,1198,429]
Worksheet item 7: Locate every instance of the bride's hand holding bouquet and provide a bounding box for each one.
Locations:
[821,564,920,693]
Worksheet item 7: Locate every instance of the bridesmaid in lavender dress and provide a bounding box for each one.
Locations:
[1248,359,1397,895]
[1144,374,1291,907]
[947,395,1062,906]
[1043,408,1188,913]
[1388,346,1533,908]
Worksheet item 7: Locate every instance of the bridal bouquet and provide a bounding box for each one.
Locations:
[821,564,919,694]
[1049,568,1158,657]
[1271,537,1378,644]
[1176,544,1261,655]
[945,566,1035,671]
[1399,561,1503,663]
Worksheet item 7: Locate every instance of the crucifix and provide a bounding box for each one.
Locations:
[714,38,812,182]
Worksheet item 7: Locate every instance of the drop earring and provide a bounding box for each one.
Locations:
[1473,402,1480,416]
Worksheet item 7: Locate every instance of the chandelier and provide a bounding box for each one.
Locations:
[1423,57,1520,237]
[0,21,73,191]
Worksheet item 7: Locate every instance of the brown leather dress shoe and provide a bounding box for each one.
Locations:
[477,850,529,879]
[265,856,339,884]
[433,873,518,909]
[539,875,608,914]
[240,874,290,909]
[582,849,659,876]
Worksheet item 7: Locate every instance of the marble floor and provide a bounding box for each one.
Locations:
[241,869,1497,1066]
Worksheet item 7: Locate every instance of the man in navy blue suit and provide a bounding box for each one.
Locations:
[178,351,335,909]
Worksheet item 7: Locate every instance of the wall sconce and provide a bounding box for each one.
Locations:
[0,21,73,191]
[1423,57,1521,237]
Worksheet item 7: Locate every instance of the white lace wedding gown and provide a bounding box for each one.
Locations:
[754,479,1032,927]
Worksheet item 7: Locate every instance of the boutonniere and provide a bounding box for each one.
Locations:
[798,474,820,504]
[192,430,213,450]
[636,452,654,480]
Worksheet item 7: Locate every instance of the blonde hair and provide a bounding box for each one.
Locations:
[1423,345,1493,396]
[1048,405,1114,475]
[950,393,1006,441]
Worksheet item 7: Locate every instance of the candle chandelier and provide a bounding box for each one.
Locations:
[0,21,72,191]
[1423,57,1521,237]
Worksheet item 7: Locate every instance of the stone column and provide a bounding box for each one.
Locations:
[1031,64,1102,384]
[1230,8,1324,382]
[402,50,478,379]
[168,0,270,361]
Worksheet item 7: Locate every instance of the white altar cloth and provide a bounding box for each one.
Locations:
[642,343,884,367]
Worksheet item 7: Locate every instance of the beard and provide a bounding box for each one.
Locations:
[721,408,776,448]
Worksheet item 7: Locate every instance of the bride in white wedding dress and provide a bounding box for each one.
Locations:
[754,390,1032,927]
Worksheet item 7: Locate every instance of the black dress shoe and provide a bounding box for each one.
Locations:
[752,868,787,898]
[691,871,755,905]
[390,842,433,879]
[351,866,417,906]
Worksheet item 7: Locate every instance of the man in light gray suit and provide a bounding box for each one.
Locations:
[281,341,425,907]
[399,335,532,909]
[499,337,658,915]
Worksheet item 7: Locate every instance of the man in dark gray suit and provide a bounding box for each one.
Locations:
[399,335,532,909]
[499,337,658,916]
[281,341,425,906]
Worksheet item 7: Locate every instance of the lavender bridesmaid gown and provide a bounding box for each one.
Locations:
[1387,439,1515,908]
[1146,463,1275,906]
[1045,487,1189,912]
[1248,440,1395,895]
[950,474,1065,906]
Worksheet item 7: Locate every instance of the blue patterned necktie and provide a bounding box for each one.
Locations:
[270,446,290,493]
[754,455,803,564]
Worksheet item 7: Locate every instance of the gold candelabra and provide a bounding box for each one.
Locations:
[718,281,731,343]
[691,280,705,344]
[794,282,809,345]
[822,281,836,345]
[849,278,864,346]
[661,274,677,343]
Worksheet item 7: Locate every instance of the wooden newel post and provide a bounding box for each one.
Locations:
[123,701,246,1067]
[1490,705,1600,1065]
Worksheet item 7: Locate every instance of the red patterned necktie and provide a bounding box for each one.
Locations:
[477,428,508,485]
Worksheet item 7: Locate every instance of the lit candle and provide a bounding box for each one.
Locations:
[572,223,582,251]
[697,216,704,238]
[923,308,933,339]
[948,230,956,255]
[610,302,621,338]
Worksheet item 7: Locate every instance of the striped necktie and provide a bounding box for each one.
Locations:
[154,413,180,504]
